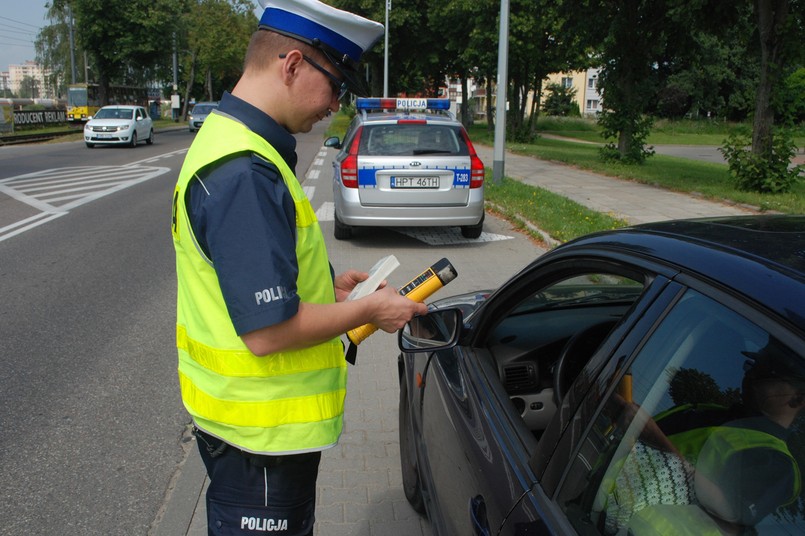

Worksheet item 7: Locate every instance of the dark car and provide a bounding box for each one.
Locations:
[398,216,805,536]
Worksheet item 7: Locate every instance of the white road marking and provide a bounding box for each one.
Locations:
[393,227,513,245]
[0,211,68,243]
[0,163,172,242]
[314,202,512,245]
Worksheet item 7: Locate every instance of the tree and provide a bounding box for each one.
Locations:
[557,0,751,164]
[36,2,84,98]
[51,0,185,104]
[751,0,803,152]
[180,0,254,117]
[668,368,741,407]
[719,0,804,193]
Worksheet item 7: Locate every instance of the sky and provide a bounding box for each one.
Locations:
[0,1,50,72]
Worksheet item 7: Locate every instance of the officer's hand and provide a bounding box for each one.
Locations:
[334,269,370,302]
[366,286,429,333]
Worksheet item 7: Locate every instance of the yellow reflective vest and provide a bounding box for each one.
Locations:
[171,111,347,454]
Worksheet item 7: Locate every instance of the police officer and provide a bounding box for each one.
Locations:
[171,1,428,534]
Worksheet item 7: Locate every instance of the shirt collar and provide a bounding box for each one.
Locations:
[217,91,298,172]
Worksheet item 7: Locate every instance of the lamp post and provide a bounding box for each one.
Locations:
[492,0,510,183]
[383,0,390,98]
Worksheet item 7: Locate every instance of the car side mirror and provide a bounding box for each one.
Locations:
[398,308,463,352]
[324,136,341,150]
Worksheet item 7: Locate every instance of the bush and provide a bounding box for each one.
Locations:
[719,129,803,193]
[543,83,580,117]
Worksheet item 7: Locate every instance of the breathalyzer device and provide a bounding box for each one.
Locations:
[346,258,458,347]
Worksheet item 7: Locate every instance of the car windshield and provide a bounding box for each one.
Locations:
[511,274,645,315]
[192,105,215,115]
[95,108,133,120]
[359,124,469,156]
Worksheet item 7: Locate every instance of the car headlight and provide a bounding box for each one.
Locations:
[119,124,130,131]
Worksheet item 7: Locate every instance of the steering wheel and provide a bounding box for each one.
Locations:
[553,320,618,405]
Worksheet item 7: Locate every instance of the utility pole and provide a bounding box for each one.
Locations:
[492,0,510,183]
[67,7,77,84]
[172,33,180,121]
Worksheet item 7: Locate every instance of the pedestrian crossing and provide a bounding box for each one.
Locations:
[0,164,171,242]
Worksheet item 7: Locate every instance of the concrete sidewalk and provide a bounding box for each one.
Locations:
[473,145,756,225]
[156,146,758,536]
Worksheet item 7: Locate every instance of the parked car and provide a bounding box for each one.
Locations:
[188,101,218,132]
[84,105,153,148]
[398,215,805,536]
[325,98,485,240]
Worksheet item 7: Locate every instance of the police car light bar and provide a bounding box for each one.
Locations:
[356,98,450,111]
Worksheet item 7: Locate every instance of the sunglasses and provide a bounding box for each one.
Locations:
[279,53,348,100]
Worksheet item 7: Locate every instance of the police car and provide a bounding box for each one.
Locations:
[326,98,485,240]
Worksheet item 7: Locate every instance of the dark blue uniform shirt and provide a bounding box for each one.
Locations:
[186,92,302,336]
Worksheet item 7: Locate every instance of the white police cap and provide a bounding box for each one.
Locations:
[254,0,384,96]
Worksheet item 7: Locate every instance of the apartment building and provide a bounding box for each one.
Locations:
[0,71,11,97]
[8,61,57,99]
[545,67,602,116]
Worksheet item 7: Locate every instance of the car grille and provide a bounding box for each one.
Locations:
[88,125,120,132]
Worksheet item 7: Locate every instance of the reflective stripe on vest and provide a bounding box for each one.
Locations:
[173,111,346,454]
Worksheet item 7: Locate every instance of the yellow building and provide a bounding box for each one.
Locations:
[545,68,602,116]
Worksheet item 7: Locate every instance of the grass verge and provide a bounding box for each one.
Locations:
[468,125,805,215]
[484,174,629,245]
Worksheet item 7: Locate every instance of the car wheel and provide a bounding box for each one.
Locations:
[461,213,484,239]
[333,212,352,240]
[129,132,138,148]
[399,375,427,514]
[85,143,94,148]
[145,130,154,145]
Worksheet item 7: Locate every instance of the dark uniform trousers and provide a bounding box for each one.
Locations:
[195,428,321,536]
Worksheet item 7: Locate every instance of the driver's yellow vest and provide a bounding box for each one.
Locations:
[171,111,346,454]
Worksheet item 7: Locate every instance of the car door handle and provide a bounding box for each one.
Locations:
[470,495,492,536]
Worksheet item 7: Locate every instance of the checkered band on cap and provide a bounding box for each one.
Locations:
[255,0,384,68]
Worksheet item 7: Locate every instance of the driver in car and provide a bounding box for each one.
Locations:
[603,338,804,535]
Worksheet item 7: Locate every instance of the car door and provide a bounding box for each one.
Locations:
[135,107,146,138]
[411,256,674,535]
[410,338,539,535]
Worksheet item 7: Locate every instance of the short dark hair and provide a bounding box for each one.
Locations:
[243,29,325,73]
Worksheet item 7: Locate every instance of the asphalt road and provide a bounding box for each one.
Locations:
[0,128,193,535]
[2,122,760,535]
[0,121,542,535]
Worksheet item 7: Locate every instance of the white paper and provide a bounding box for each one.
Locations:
[347,254,400,301]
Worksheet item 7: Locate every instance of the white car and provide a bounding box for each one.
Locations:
[188,101,218,132]
[84,105,154,148]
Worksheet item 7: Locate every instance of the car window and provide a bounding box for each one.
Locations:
[558,289,805,535]
[95,108,133,120]
[359,124,468,156]
[192,105,215,115]
[488,272,644,439]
